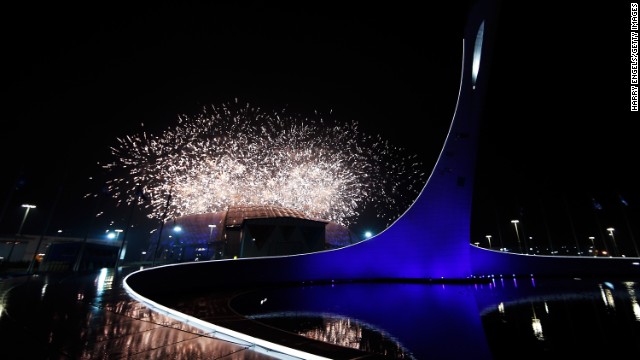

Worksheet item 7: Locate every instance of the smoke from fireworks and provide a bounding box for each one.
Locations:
[101,100,427,227]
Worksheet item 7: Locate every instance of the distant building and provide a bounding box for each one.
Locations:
[0,234,119,272]
[39,241,120,272]
[147,205,355,264]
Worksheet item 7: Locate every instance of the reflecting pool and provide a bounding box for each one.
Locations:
[228,277,640,359]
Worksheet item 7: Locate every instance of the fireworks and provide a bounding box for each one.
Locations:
[101,100,426,227]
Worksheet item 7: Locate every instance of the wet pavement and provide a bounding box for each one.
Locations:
[0,267,282,360]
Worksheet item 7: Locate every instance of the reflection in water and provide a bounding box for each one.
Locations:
[627,282,640,321]
[478,278,640,359]
[230,282,494,359]
[249,311,415,359]
[8,268,637,359]
[94,267,114,296]
[530,304,543,341]
[229,278,640,359]
[0,268,277,360]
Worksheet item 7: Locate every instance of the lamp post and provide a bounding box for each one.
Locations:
[8,204,36,263]
[607,227,619,257]
[485,235,492,249]
[115,185,146,269]
[511,220,522,253]
[114,229,123,244]
[152,192,172,267]
[207,224,216,259]
[588,236,595,256]
[17,204,36,235]
[172,224,183,262]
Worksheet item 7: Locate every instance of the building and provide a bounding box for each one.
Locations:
[147,205,355,264]
[0,234,120,272]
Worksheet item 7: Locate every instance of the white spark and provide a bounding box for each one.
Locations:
[101,101,426,227]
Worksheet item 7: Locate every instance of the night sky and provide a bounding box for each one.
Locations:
[1,2,636,256]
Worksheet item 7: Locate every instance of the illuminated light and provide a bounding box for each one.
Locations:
[531,317,544,340]
[100,101,426,228]
[96,268,108,294]
[633,301,640,321]
[599,284,616,310]
[40,283,48,299]
[471,21,485,89]
[624,282,640,321]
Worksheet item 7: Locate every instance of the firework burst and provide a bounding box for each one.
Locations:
[101,100,426,227]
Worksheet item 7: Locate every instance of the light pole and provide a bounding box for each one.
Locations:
[485,235,492,249]
[207,224,216,259]
[114,229,123,245]
[511,220,522,253]
[607,227,619,257]
[152,192,172,267]
[172,224,183,262]
[588,236,596,256]
[17,204,36,235]
[8,204,36,263]
[116,185,146,269]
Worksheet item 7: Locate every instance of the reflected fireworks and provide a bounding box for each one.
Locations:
[101,100,426,226]
[249,312,415,359]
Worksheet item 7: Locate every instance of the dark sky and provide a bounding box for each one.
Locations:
[474,1,637,254]
[1,1,637,254]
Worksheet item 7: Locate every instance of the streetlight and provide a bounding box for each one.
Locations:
[107,229,124,242]
[511,220,522,253]
[8,204,36,263]
[17,204,36,235]
[607,227,619,257]
[207,224,216,258]
[172,224,183,262]
[115,229,124,245]
[485,235,492,249]
[152,192,172,267]
[115,184,147,269]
